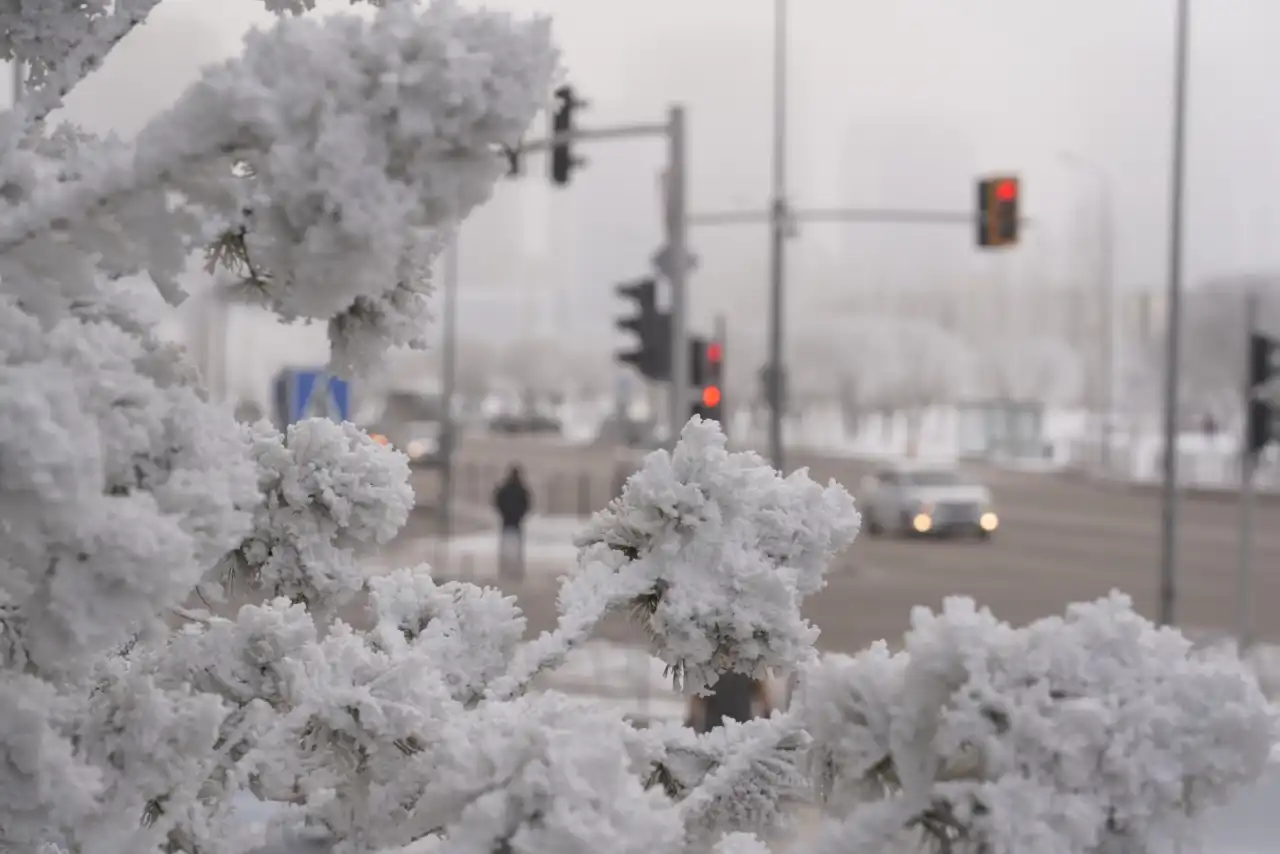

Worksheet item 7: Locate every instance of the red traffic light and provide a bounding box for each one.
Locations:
[995,179,1017,202]
[701,385,722,408]
[707,342,723,363]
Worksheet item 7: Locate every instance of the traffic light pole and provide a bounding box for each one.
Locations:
[440,230,460,541]
[692,208,1034,227]
[666,107,691,447]
[1236,290,1260,650]
[715,313,728,435]
[767,0,789,472]
[515,110,690,447]
[1157,0,1191,629]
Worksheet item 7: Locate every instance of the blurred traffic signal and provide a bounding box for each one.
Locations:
[615,277,670,380]
[550,85,586,186]
[1247,331,1279,455]
[977,175,1020,247]
[690,337,725,422]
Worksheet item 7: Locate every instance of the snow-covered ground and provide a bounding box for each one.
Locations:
[366,514,584,583]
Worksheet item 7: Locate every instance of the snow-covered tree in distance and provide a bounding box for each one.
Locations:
[0,4,1274,854]
[977,335,1084,408]
[1135,274,1280,426]
[836,315,976,453]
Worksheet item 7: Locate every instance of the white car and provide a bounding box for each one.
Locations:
[860,464,999,540]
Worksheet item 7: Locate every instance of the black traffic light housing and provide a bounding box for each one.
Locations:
[977,175,1020,247]
[1247,331,1279,455]
[550,85,586,186]
[690,337,725,423]
[616,278,670,381]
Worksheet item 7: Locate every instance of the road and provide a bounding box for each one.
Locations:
[394,434,1280,654]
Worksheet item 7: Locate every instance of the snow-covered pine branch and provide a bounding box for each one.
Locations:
[0,1,560,851]
[0,0,555,374]
[489,417,860,701]
[789,593,1276,854]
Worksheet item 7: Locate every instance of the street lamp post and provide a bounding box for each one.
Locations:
[440,231,459,540]
[1059,151,1116,470]
[766,0,789,471]
[1157,0,1192,628]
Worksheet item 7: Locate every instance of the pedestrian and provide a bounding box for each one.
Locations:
[493,464,532,581]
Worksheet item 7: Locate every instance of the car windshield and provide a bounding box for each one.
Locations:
[902,470,971,487]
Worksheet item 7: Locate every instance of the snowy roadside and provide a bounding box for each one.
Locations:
[364,513,582,584]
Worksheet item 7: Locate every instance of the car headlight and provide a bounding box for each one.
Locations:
[979,510,999,531]
[406,440,427,458]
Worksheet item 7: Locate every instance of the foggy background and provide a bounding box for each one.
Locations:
[43,0,1280,412]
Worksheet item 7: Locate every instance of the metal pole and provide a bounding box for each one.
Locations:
[766,0,788,470]
[1157,0,1191,628]
[1236,290,1260,649]
[440,231,459,540]
[12,57,21,104]
[714,313,728,438]
[667,106,690,447]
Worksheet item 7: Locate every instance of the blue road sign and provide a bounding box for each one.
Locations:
[275,369,350,426]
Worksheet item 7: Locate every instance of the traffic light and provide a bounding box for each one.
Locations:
[690,338,725,423]
[977,175,1020,247]
[615,277,670,380]
[1247,331,1279,455]
[550,85,586,186]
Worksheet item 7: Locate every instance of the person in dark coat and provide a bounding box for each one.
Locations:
[494,465,531,529]
[493,465,532,580]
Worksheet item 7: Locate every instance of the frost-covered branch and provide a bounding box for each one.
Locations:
[787,593,1277,854]
[571,418,859,692]
[488,418,860,703]
[215,418,413,619]
[1,0,556,372]
[3,0,165,128]
[631,715,812,847]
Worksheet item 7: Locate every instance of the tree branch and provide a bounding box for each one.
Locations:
[14,0,163,128]
[0,133,237,255]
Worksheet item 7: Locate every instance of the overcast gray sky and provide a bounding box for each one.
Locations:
[46,0,1280,351]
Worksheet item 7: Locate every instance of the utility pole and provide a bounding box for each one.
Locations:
[1157,0,1191,628]
[766,0,789,471]
[439,231,459,540]
[12,56,21,104]
[1235,290,1260,650]
[714,313,728,436]
[666,106,690,447]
